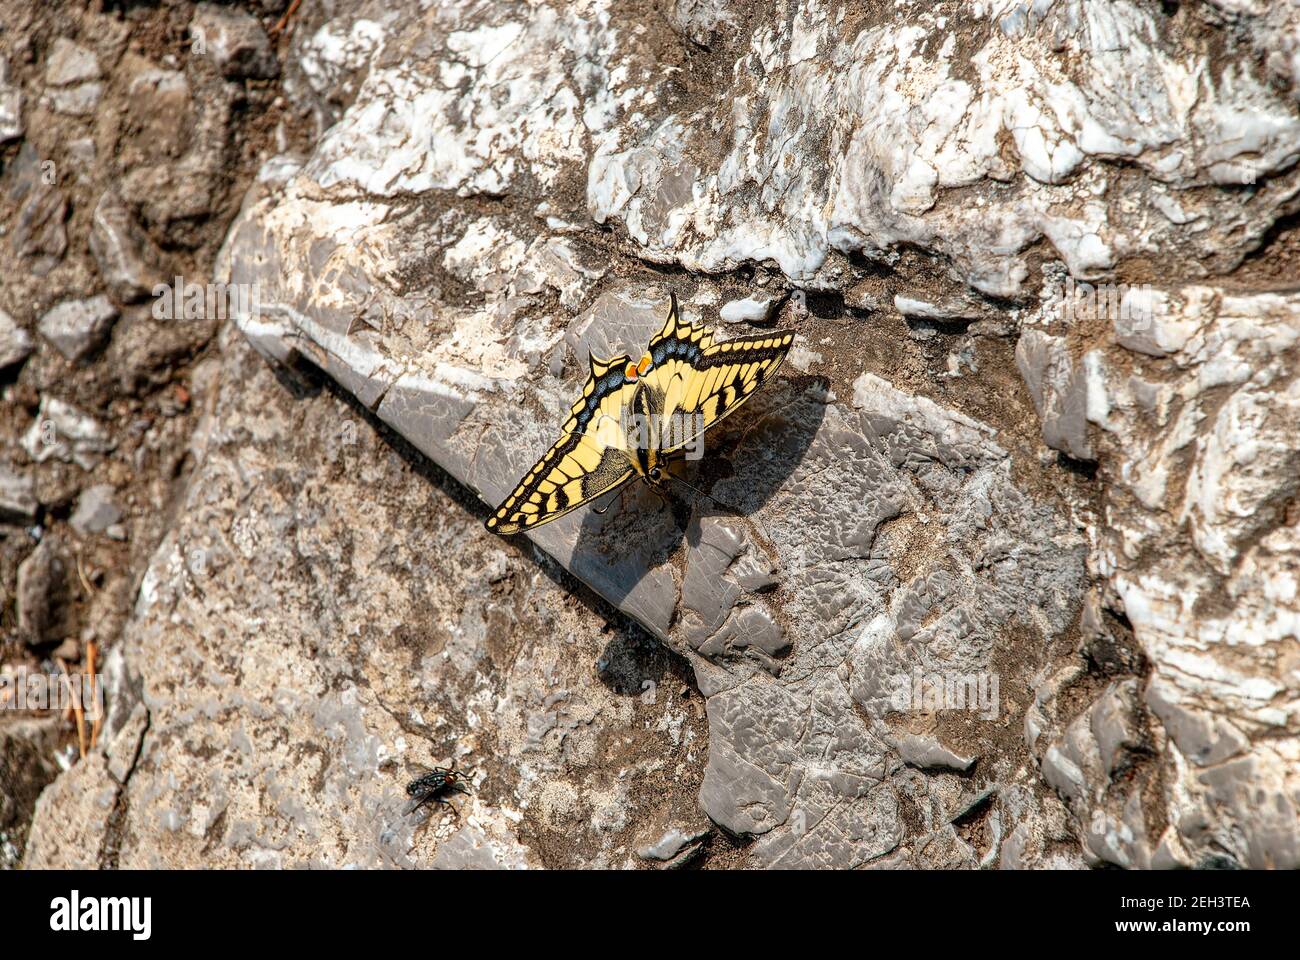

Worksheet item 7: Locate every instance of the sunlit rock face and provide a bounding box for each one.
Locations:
[26,0,1299,868]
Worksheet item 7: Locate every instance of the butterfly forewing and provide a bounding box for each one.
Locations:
[485,355,639,535]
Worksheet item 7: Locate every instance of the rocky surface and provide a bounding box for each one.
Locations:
[37,295,119,363]
[10,1,1300,869]
[0,0,304,867]
[25,327,708,869]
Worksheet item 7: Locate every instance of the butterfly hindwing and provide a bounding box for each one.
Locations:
[641,294,794,452]
[485,353,638,535]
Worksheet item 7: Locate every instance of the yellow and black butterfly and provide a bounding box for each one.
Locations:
[486,293,795,535]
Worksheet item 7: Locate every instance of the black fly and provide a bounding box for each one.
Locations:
[405,767,473,815]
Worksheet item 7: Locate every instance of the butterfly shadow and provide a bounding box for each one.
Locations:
[568,374,830,620]
[293,351,826,666]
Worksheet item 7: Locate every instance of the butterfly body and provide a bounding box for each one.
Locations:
[487,294,795,535]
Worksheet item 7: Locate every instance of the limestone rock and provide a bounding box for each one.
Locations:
[1015,328,1093,461]
[0,465,37,524]
[0,309,34,370]
[0,720,62,869]
[69,484,122,536]
[43,38,101,86]
[89,190,159,304]
[7,144,68,274]
[38,295,119,363]
[0,55,22,143]
[16,536,62,645]
[21,396,114,469]
[192,4,279,80]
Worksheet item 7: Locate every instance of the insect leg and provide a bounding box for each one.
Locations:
[591,483,630,516]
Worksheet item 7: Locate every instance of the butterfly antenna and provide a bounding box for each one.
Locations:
[663,472,746,517]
